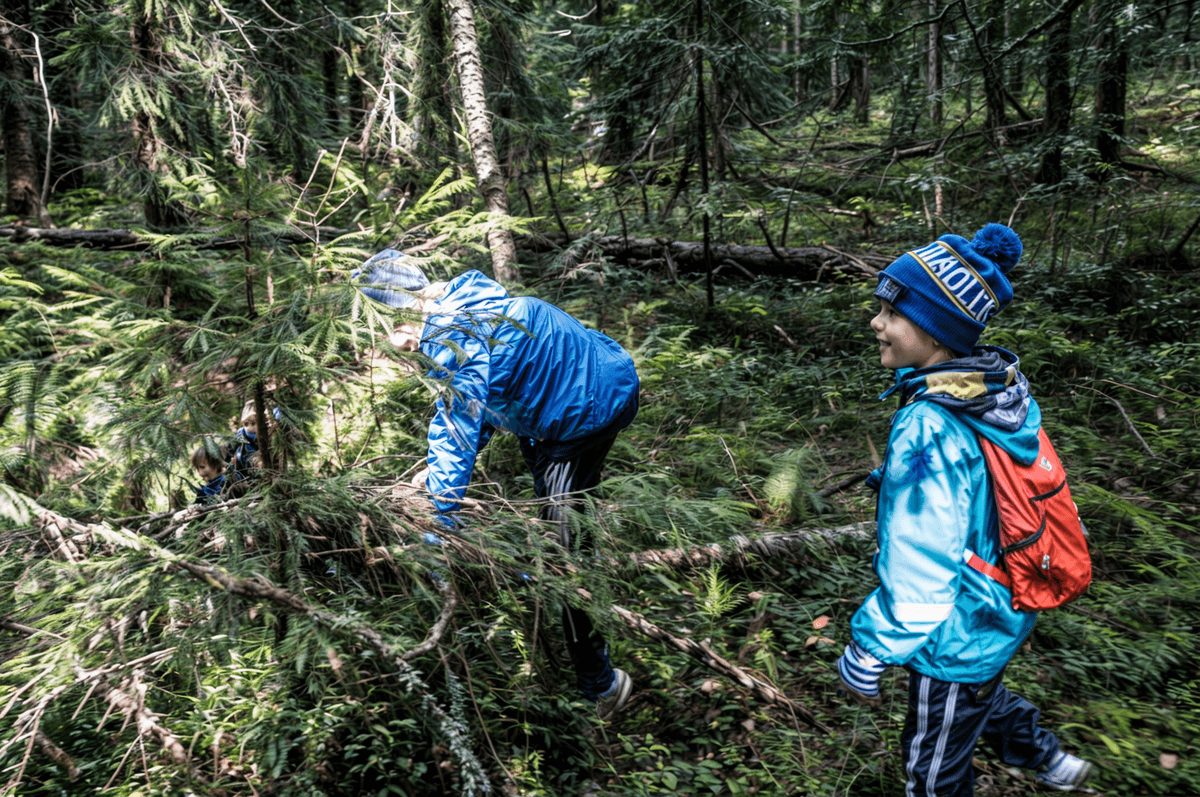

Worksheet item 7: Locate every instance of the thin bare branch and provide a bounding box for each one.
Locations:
[92,671,194,771]
[608,602,830,733]
[400,582,459,662]
[33,731,81,781]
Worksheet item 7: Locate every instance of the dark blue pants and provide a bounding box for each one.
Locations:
[521,430,621,700]
[901,670,1060,797]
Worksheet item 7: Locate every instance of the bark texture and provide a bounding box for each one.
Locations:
[130,13,187,229]
[1,6,49,224]
[1093,0,1128,173]
[981,0,1009,137]
[526,234,882,280]
[926,0,943,125]
[444,0,520,285]
[1037,7,1074,184]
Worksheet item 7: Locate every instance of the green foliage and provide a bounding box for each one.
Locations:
[5,2,1200,792]
[6,227,1195,794]
[762,446,822,524]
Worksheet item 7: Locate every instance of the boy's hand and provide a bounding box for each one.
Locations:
[837,642,885,707]
[411,467,429,489]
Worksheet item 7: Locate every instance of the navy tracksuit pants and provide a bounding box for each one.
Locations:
[520,430,620,700]
[902,670,1061,797]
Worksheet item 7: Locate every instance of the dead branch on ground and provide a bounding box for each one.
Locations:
[608,602,831,733]
[33,731,81,781]
[521,235,874,281]
[615,522,875,573]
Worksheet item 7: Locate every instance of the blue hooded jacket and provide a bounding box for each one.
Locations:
[851,346,1040,684]
[419,271,639,518]
[194,474,226,504]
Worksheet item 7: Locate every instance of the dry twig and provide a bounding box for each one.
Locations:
[33,731,81,781]
[608,602,831,733]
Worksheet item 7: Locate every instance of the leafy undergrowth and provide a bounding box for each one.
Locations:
[2,248,1198,797]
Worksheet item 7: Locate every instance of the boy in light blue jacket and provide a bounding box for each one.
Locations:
[357,250,639,720]
[838,224,1094,794]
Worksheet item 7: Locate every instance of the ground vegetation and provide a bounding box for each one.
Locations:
[1,0,1199,794]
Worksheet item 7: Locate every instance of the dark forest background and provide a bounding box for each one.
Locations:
[1,0,1198,794]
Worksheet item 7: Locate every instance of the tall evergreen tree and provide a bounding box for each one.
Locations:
[1092,0,1128,174]
[1,3,51,225]
[1037,0,1075,184]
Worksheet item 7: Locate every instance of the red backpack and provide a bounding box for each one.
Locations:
[964,427,1093,611]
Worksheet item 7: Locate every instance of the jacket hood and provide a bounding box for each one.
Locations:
[429,270,511,314]
[881,346,1041,464]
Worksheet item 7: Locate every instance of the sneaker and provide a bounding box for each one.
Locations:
[1036,750,1093,791]
[595,668,633,720]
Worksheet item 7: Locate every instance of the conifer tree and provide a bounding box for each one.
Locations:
[1,3,51,225]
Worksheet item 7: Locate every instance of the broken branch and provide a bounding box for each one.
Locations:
[608,602,830,733]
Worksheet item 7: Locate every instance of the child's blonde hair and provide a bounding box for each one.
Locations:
[191,444,224,471]
[240,400,257,426]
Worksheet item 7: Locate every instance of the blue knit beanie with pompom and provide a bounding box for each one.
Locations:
[873,223,1022,354]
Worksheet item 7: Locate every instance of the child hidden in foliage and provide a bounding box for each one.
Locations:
[838,224,1094,793]
[233,401,261,476]
[356,249,639,719]
[190,444,228,505]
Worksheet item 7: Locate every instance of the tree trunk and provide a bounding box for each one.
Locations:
[131,14,186,229]
[851,54,871,124]
[794,10,804,101]
[412,0,454,165]
[345,0,366,133]
[1036,5,1074,184]
[709,70,727,182]
[1,4,50,225]
[982,0,1008,137]
[323,47,340,136]
[1177,0,1195,71]
[1093,0,1127,175]
[695,0,714,307]
[42,0,84,194]
[443,0,519,285]
[828,21,842,113]
[927,0,943,125]
[1007,4,1025,95]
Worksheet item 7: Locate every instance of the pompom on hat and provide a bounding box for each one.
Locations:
[874,223,1022,355]
[353,248,430,309]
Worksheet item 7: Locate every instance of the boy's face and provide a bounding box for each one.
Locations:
[242,414,257,436]
[196,460,222,482]
[870,299,953,370]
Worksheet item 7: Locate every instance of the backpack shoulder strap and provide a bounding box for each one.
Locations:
[965,431,1014,589]
[964,548,1011,589]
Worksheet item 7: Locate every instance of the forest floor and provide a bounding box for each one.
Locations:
[5,104,1200,794]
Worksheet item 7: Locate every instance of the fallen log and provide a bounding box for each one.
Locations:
[523,234,879,280]
[20,497,494,795]
[863,118,1045,163]
[617,522,875,572]
[33,731,81,781]
[3,222,886,283]
[93,672,195,772]
[0,224,357,250]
